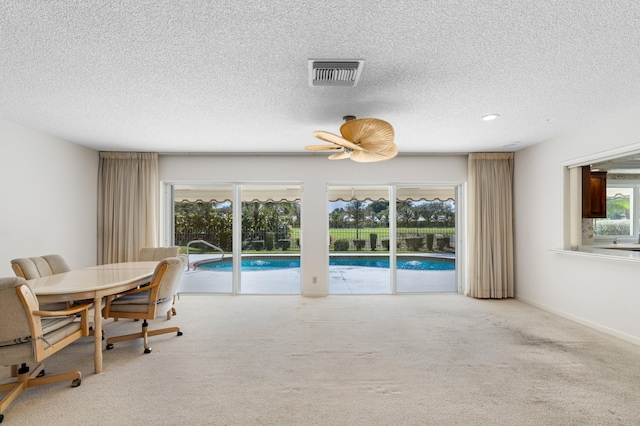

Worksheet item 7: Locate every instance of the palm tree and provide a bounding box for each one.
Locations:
[346,200,367,239]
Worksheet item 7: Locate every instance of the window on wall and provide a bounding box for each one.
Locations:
[566,149,640,249]
[593,185,634,238]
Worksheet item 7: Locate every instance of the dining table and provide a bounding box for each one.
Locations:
[27,261,159,374]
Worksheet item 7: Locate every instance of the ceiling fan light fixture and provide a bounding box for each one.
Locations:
[305,116,398,163]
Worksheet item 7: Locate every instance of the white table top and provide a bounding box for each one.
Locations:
[29,262,157,296]
[83,261,160,271]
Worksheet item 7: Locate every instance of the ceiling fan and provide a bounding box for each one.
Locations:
[305,115,398,162]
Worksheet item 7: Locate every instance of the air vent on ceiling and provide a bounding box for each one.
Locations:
[308,59,364,87]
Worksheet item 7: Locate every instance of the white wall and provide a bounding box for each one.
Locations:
[0,119,98,276]
[514,105,640,345]
[160,154,468,296]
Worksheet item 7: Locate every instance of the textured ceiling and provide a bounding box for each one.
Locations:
[1,1,640,155]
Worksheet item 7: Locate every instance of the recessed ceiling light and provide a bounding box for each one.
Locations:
[502,141,523,148]
[482,114,500,121]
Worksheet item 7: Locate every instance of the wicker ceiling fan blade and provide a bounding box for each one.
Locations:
[304,144,342,151]
[312,130,363,151]
[340,118,395,153]
[328,151,351,160]
[350,148,396,163]
[375,142,398,158]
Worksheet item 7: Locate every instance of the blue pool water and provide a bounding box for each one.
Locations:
[196,256,454,271]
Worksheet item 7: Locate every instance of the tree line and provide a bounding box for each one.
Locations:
[329,200,455,229]
[175,199,454,251]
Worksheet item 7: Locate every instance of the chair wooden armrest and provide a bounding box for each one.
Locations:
[33,302,94,318]
[115,282,160,297]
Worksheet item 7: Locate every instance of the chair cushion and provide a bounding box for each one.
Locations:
[42,254,71,274]
[110,291,150,305]
[139,247,180,261]
[41,317,82,345]
[0,316,77,348]
[41,316,77,335]
[30,257,54,277]
[105,291,173,315]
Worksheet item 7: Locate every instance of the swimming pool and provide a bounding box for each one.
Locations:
[196,256,455,271]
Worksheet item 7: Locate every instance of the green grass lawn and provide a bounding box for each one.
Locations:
[288,227,454,240]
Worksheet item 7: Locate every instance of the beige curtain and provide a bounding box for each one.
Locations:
[98,152,159,264]
[467,153,514,298]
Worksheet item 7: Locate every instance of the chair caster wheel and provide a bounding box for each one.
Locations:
[177,331,183,336]
[37,370,45,377]
[1,413,4,423]
[144,348,151,354]
[106,343,114,350]
[71,378,82,387]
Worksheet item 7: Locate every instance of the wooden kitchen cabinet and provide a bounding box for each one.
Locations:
[582,166,607,218]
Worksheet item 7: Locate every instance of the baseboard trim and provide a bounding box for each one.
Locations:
[516,295,640,347]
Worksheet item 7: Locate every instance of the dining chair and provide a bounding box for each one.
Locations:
[102,257,184,354]
[10,255,102,335]
[10,255,72,311]
[138,247,183,318]
[0,277,92,423]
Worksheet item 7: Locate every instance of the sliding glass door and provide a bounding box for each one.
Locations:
[172,183,301,294]
[395,186,457,293]
[327,184,458,294]
[239,184,301,294]
[171,182,459,295]
[328,185,391,294]
[173,185,234,293]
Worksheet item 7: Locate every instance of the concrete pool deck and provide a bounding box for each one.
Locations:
[180,254,457,294]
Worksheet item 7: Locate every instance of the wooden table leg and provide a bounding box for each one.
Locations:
[93,296,103,374]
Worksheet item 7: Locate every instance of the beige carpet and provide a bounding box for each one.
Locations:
[2,294,640,425]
